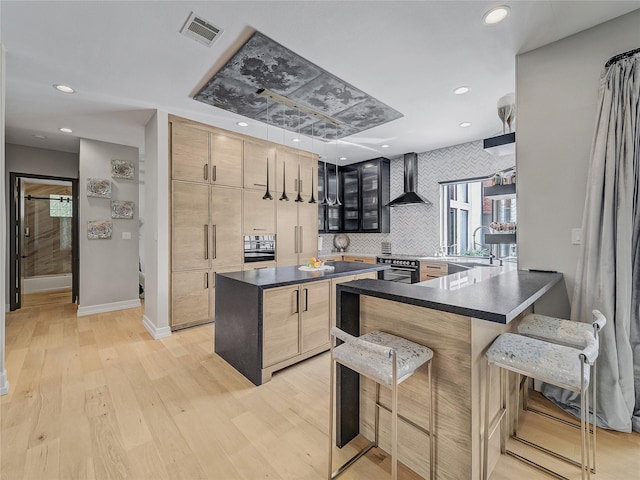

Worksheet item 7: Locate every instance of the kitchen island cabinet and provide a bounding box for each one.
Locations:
[333,269,562,480]
[214,261,388,385]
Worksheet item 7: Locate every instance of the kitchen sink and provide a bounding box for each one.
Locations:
[447,262,499,274]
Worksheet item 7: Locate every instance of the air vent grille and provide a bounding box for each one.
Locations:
[181,12,222,47]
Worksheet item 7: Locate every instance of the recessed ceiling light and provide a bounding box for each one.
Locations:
[339,157,347,161]
[33,134,48,140]
[59,127,73,133]
[454,86,469,95]
[459,122,472,128]
[483,6,510,25]
[53,84,75,94]
[381,144,390,148]
[292,138,300,143]
[236,121,248,127]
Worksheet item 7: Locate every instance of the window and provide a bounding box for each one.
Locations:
[50,195,73,250]
[440,174,517,260]
[49,194,72,217]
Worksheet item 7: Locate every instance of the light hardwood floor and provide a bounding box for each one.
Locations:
[1,303,638,479]
[21,289,73,308]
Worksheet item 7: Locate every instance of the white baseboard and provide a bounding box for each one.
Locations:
[77,298,141,317]
[142,315,172,339]
[0,369,9,396]
[23,274,72,294]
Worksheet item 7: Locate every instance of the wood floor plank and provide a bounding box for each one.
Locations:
[2,303,638,480]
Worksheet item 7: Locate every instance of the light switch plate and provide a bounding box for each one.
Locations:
[122,231,131,240]
[571,228,582,245]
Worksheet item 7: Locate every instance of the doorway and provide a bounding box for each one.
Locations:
[9,173,79,310]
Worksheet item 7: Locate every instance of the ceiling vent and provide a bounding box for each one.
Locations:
[180,12,222,47]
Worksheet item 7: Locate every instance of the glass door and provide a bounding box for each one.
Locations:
[342,169,359,231]
[326,163,341,231]
[360,163,380,231]
[317,162,326,231]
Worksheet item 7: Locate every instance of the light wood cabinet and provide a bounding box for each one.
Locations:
[244,139,275,191]
[243,261,276,271]
[329,272,377,329]
[172,270,211,328]
[343,255,377,264]
[300,280,331,352]
[263,285,301,367]
[172,181,210,271]
[262,280,330,368]
[210,133,243,187]
[276,200,299,266]
[298,201,318,262]
[275,147,315,199]
[171,122,243,187]
[171,123,210,183]
[243,189,275,234]
[172,265,242,329]
[420,261,448,281]
[210,186,242,268]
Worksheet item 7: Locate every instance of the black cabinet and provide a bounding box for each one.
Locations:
[318,162,342,233]
[318,157,390,234]
[340,158,390,233]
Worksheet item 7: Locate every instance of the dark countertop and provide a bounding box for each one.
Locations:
[337,269,562,324]
[217,261,389,288]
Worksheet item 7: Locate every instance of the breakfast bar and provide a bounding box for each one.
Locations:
[334,268,563,480]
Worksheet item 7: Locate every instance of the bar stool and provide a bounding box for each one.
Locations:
[482,330,599,480]
[517,310,607,473]
[328,327,434,480]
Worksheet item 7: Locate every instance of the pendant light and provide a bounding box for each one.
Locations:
[308,121,317,204]
[319,121,330,206]
[262,96,273,200]
[294,109,304,203]
[279,107,289,201]
[332,123,342,206]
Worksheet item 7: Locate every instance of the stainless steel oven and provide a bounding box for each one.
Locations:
[243,235,275,263]
[376,256,420,283]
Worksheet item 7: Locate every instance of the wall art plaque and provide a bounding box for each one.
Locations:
[111,200,134,219]
[86,178,112,198]
[87,220,113,239]
[111,159,135,179]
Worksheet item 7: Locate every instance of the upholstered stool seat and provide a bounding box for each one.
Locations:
[328,327,434,480]
[483,328,601,480]
[517,310,606,473]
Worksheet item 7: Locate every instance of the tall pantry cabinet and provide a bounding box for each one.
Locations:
[170,119,243,329]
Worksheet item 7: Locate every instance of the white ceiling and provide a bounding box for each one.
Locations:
[2,1,639,164]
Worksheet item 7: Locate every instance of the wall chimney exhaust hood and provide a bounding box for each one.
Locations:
[387,153,432,206]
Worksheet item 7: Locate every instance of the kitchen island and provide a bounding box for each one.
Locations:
[334,268,562,480]
[214,261,388,385]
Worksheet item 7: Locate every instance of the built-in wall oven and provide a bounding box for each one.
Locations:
[244,235,275,263]
[376,256,420,283]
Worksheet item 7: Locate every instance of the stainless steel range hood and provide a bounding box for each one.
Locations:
[387,153,432,206]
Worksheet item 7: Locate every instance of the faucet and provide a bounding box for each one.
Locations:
[472,226,491,250]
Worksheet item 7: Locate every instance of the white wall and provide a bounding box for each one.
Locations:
[1,44,9,395]
[516,9,640,317]
[5,143,79,178]
[78,139,139,315]
[141,111,171,339]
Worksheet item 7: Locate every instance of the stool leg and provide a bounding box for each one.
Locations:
[500,368,507,455]
[580,363,587,480]
[375,383,381,447]
[591,361,597,473]
[428,360,434,480]
[483,363,492,480]
[328,355,335,480]
[391,352,398,480]
[513,373,521,436]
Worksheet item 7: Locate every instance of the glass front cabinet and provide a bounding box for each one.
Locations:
[318,157,389,234]
[318,162,342,233]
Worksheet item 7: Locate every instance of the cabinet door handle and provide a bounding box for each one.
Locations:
[253,183,267,187]
[294,289,299,314]
[303,288,308,312]
[294,226,298,254]
[204,164,208,181]
[299,179,303,193]
[253,228,267,231]
[212,224,217,259]
[204,225,209,259]
[212,165,217,182]
[205,272,209,289]
[299,226,303,253]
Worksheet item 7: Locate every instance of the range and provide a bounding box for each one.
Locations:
[376,255,423,283]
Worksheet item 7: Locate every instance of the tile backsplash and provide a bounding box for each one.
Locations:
[319,139,514,255]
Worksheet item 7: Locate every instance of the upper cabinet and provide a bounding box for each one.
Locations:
[317,162,342,233]
[275,146,316,201]
[171,121,242,187]
[244,139,275,192]
[340,158,390,233]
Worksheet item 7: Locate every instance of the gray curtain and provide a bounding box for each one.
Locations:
[543,51,640,432]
